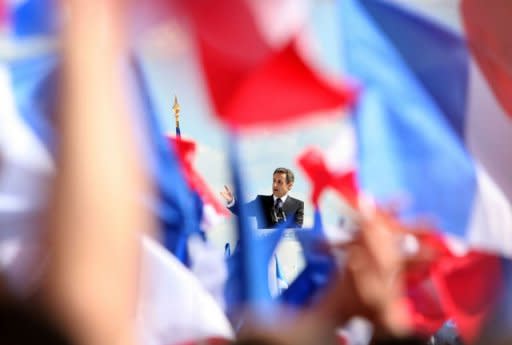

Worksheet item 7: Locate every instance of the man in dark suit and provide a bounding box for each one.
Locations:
[221,167,304,229]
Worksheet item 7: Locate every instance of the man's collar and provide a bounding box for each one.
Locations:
[273,194,289,203]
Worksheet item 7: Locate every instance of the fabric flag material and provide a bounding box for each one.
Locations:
[224,133,290,320]
[167,135,230,229]
[340,0,512,341]
[476,259,512,344]
[0,49,59,298]
[280,209,335,306]
[340,0,512,257]
[1,53,231,344]
[180,0,356,129]
[2,49,205,267]
[297,146,358,209]
[462,0,512,120]
[0,0,6,29]
[403,233,503,342]
[137,236,233,345]
[133,59,204,264]
[7,0,213,274]
[1,9,229,339]
[0,60,55,294]
[6,0,59,37]
[460,0,512,203]
[8,53,59,154]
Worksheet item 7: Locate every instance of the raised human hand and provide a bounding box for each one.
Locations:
[315,203,423,338]
[220,185,234,204]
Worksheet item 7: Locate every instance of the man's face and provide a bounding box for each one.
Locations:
[272,173,292,198]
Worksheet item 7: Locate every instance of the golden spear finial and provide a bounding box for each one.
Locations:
[172,95,181,137]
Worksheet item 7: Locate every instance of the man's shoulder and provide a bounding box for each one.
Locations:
[288,196,304,206]
[255,194,273,202]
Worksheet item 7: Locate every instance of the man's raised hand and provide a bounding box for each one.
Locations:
[220,185,234,204]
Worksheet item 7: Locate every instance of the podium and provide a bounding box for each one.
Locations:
[260,228,307,296]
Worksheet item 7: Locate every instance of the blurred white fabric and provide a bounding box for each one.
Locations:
[137,236,234,345]
[0,65,53,294]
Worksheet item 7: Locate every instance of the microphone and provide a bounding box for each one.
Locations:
[276,206,286,223]
[272,198,286,225]
[279,207,286,222]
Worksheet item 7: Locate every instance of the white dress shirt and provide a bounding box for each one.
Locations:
[227,193,289,208]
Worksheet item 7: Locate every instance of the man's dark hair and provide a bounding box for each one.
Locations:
[273,167,294,184]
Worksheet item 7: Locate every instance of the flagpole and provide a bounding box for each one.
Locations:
[172,95,181,138]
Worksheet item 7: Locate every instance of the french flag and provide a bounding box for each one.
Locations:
[339,0,512,341]
[340,0,512,258]
[145,0,356,130]
[137,236,233,345]
[167,135,230,230]
[0,50,230,345]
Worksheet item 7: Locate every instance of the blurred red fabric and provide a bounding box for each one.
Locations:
[0,0,7,27]
[180,0,356,129]
[405,233,503,343]
[168,135,229,218]
[297,146,358,208]
[462,0,512,118]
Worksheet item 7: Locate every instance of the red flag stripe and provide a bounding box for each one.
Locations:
[405,233,503,343]
[297,146,358,208]
[181,0,356,129]
[168,136,230,218]
[462,0,512,118]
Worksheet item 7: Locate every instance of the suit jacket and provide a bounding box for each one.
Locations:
[228,195,304,229]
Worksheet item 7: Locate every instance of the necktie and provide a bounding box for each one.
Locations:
[275,198,283,211]
[274,198,284,223]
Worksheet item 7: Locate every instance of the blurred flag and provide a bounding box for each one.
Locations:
[276,139,357,306]
[1,4,229,342]
[167,136,230,229]
[1,50,206,267]
[0,59,55,294]
[340,0,512,256]
[340,0,512,341]
[0,0,6,30]
[404,232,503,342]
[223,134,289,321]
[8,53,58,153]
[297,145,358,209]
[280,209,335,306]
[459,0,512,204]
[0,13,59,293]
[3,0,59,37]
[180,0,356,129]
[137,236,233,345]
[462,0,512,120]
[133,59,204,264]
[476,258,512,344]
[1,52,230,344]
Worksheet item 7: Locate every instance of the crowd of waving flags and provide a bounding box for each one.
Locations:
[1,0,512,344]
[341,1,512,342]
